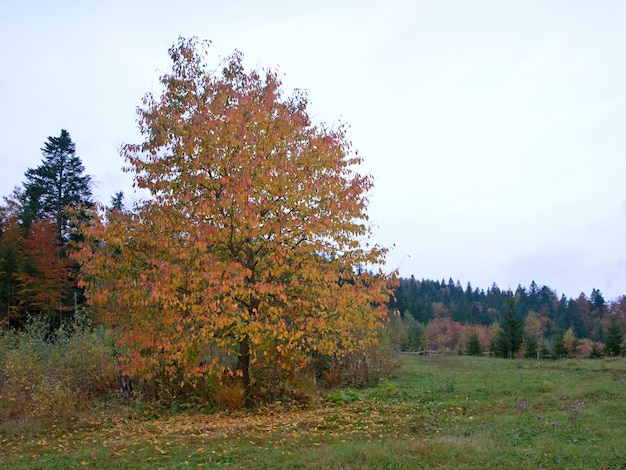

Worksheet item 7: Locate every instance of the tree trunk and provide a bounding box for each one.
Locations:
[119,370,133,401]
[237,288,258,405]
[238,334,251,404]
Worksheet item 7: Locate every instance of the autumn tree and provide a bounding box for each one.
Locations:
[609,296,626,317]
[423,317,464,351]
[563,327,580,356]
[457,325,475,353]
[76,38,392,401]
[17,219,71,325]
[523,310,545,359]
[1,187,77,328]
[1,131,94,328]
[523,310,545,341]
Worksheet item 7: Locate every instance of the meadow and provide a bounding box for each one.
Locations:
[1,355,625,469]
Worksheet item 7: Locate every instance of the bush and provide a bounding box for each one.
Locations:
[51,325,119,397]
[214,382,246,410]
[317,329,402,390]
[0,318,118,432]
[589,342,604,359]
[0,342,45,419]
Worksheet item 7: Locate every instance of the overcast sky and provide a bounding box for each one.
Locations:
[1,1,625,300]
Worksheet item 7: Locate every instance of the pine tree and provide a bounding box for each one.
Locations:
[22,129,92,241]
[523,335,538,359]
[18,130,93,327]
[590,288,606,312]
[467,333,482,356]
[493,299,523,358]
[552,332,567,359]
[108,191,124,212]
[604,317,623,357]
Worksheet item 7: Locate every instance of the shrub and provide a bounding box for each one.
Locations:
[214,382,245,410]
[318,329,402,389]
[0,343,45,419]
[51,325,118,397]
[589,342,604,359]
[29,378,81,421]
[0,318,118,431]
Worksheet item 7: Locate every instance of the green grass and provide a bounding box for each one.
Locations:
[1,355,626,469]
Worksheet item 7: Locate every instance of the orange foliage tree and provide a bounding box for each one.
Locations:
[75,38,393,399]
[424,317,465,352]
[18,219,71,322]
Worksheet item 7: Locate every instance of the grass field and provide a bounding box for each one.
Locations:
[1,355,625,469]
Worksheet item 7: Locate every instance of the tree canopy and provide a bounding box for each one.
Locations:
[0,131,93,328]
[76,37,393,400]
[22,129,92,241]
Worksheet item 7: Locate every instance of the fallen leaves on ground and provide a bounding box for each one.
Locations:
[0,394,481,464]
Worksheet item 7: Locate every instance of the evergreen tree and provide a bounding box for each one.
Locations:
[22,129,93,241]
[604,317,623,357]
[465,282,473,301]
[384,277,618,346]
[539,339,552,359]
[108,191,124,212]
[554,295,569,334]
[16,130,93,327]
[567,299,589,339]
[552,332,567,359]
[0,192,23,328]
[523,335,538,359]
[528,280,539,298]
[493,299,524,358]
[467,333,482,356]
[590,288,606,312]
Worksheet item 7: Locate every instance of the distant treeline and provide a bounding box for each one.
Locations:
[387,276,625,343]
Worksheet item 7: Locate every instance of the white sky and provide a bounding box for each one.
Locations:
[1,0,625,300]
